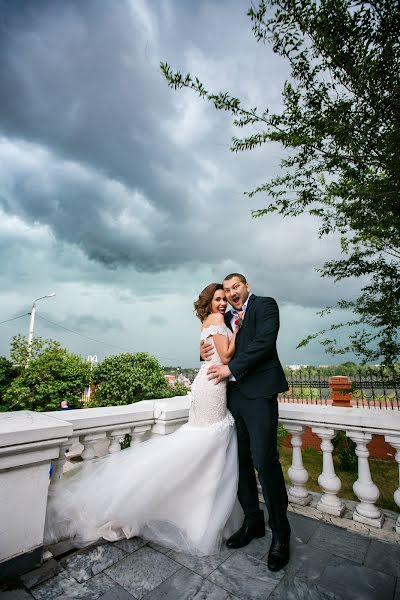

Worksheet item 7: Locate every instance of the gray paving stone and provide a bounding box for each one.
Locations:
[317,555,396,600]
[144,566,230,599]
[21,559,64,589]
[104,546,181,599]
[0,586,33,599]
[113,538,146,555]
[238,530,273,560]
[262,540,331,581]
[60,542,127,583]
[308,523,370,564]
[167,546,233,577]
[208,551,284,600]
[30,571,98,599]
[146,542,170,554]
[85,573,116,596]
[364,538,400,577]
[269,573,344,600]
[46,538,78,558]
[288,513,320,544]
[395,578,400,600]
[98,586,135,600]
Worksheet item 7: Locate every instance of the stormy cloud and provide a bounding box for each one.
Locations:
[0,0,360,366]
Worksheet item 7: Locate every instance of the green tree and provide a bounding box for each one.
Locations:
[10,333,60,367]
[0,356,18,400]
[161,0,400,366]
[2,343,90,412]
[90,352,188,408]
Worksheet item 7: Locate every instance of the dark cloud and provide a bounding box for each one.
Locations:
[0,0,360,365]
[0,0,293,273]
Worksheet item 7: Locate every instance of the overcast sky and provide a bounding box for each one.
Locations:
[0,0,360,367]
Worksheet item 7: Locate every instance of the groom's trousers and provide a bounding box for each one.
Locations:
[227,383,290,539]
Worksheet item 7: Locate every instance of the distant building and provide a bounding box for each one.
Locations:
[165,375,176,386]
[286,364,308,371]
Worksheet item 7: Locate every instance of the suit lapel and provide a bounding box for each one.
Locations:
[245,294,257,315]
[225,311,233,332]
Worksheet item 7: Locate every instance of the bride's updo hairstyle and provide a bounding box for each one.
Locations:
[194,283,224,322]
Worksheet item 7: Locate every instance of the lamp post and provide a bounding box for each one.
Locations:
[86,355,98,401]
[27,293,56,363]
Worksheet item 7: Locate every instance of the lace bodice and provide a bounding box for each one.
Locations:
[200,324,232,366]
[187,323,234,429]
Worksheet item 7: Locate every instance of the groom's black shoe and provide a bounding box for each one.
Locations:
[226,520,265,549]
[267,534,290,572]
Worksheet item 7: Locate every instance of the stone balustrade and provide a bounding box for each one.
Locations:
[1,396,399,579]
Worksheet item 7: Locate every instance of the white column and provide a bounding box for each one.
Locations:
[384,434,400,533]
[312,426,345,516]
[80,432,107,461]
[285,424,312,506]
[108,428,132,453]
[131,424,152,446]
[49,440,72,485]
[347,430,384,528]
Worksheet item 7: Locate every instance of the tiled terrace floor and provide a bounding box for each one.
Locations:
[1,512,400,600]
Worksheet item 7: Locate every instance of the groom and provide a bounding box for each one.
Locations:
[204,273,291,572]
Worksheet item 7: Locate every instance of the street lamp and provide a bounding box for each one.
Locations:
[27,293,56,362]
[86,355,98,401]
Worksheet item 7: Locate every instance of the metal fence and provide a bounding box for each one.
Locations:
[351,370,399,409]
[278,368,400,410]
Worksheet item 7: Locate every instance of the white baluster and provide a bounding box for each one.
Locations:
[347,430,384,528]
[312,426,345,516]
[50,440,72,485]
[108,428,132,453]
[285,424,312,506]
[131,424,152,446]
[80,432,107,461]
[384,434,400,533]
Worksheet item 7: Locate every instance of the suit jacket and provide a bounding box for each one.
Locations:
[225,294,288,399]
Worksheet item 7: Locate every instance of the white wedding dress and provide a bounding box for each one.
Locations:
[44,324,242,556]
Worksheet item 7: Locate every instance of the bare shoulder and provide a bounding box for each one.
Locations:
[203,313,225,327]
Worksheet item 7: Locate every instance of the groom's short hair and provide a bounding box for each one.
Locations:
[224,273,247,284]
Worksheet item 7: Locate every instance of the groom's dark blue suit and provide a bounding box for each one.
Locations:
[224,294,291,539]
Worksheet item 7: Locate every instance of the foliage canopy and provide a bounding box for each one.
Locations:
[2,336,90,412]
[90,352,188,407]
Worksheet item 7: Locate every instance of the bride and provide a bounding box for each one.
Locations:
[45,283,243,556]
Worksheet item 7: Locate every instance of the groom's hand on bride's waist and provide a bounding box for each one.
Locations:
[200,340,214,361]
[207,365,231,384]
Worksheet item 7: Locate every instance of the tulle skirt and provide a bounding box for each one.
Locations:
[45,413,242,556]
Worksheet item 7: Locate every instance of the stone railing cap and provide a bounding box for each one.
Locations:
[0,410,72,447]
[44,401,155,432]
[154,396,191,420]
[279,403,400,433]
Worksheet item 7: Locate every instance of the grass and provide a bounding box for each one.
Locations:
[279,445,399,512]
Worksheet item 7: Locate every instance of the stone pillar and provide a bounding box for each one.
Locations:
[285,424,312,506]
[131,424,152,446]
[50,439,73,485]
[107,428,132,453]
[80,432,108,461]
[347,430,384,528]
[330,376,352,407]
[312,426,345,516]
[384,434,400,534]
[0,411,72,578]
